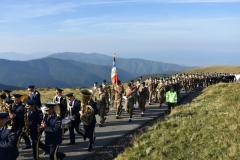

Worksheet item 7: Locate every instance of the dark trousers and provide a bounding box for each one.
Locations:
[30,130,50,160]
[49,145,58,160]
[49,145,65,160]
[83,125,95,145]
[16,129,31,147]
[69,120,83,143]
[167,102,175,114]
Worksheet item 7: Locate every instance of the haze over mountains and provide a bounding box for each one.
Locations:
[0,52,190,88]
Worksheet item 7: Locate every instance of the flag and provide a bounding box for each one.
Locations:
[111,55,119,84]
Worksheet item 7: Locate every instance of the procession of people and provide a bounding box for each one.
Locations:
[0,72,237,160]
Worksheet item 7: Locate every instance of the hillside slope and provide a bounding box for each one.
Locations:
[116,83,240,160]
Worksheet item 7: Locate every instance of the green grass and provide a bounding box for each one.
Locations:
[116,83,240,160]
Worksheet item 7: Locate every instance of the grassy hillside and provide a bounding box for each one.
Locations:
[186,66,240,73]
[14,88,83,103]
[116,83,240,160]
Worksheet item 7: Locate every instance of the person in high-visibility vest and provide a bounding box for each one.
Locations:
[165,87,177,114]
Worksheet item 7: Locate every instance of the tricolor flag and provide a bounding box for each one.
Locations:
[111,55,119,84]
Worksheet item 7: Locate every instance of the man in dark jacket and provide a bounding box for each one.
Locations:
[9,94,31,149]
[66,93,83,145]
[41,103,65,160]
[26,100,50,160]
[27,85,42,109]
[0,112,18,160]
[53,88,67,119]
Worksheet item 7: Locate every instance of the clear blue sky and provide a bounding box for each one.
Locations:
[0,0,239,66]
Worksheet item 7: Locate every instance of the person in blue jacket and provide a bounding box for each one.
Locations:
[27,85,42,109]
[0,112,19,160]
[40,103,65,160]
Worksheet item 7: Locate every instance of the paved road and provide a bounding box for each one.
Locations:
[18,103,168,160]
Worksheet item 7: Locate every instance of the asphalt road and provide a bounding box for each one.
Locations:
[18,103,168,160]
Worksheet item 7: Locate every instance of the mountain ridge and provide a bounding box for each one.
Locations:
[0,52,190,88]
[0,57,134,88]
[49,52,190,76]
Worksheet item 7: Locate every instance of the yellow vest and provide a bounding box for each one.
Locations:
[166,91,177,103]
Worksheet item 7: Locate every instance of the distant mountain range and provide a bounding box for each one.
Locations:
[49,52,189,76]
[0,52,191,88]
[0,83,21,90]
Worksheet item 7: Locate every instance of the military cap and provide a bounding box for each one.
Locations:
[12,94,22,98]
[0,112,9,119]
[56,88,63,92]
[65,93,74,97]
[28,85,35,89]
[3,89,12,93]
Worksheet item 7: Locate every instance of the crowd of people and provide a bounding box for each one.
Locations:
[0,72,237,160]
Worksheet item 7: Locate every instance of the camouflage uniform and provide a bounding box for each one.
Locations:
[102,83,111,112]
[125,85,136,122]
[148,78,154,105]
[157,81,165,107]
[96,88,108,126]
[114,83,124,118]
[138,83,148,116]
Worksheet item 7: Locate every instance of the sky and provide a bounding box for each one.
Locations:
[0,0,239,66]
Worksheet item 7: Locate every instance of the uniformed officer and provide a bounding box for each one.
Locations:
[27,85,42,109]
[138,82,148,117]
[40,103,65,160]
[157,80,165,108]
[148,77,154,105]
[65,93,83,145]
[3,89,12,104]
[53,88,67,119]
[96,85,107,127]
[25,100,50,160]
[125,83,137,122]
[80,94,97,152]
[9,94,31,149]
[0,112,18,160]
[113,80,124,119]
[92,82,98,102]
[102,80,110,112]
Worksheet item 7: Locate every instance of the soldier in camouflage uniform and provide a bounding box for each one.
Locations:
[157,80,165,108]
[92,82,98,102]
[102,80,110,113]
[125,83,137,122]
[147,77,154,105]
[138,82,148,117]
[96,85,108,127]
[114,80,124,119]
